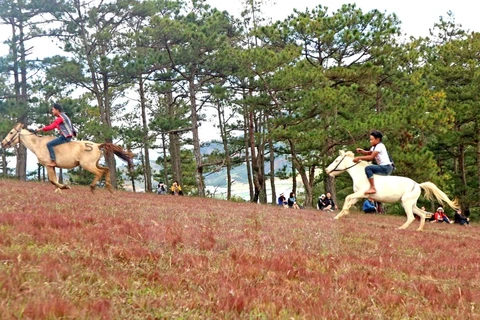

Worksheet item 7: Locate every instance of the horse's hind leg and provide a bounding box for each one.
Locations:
[99,165,112,193]
[398,199,417,230]
[398,187,422,230]
[81,162,106,193]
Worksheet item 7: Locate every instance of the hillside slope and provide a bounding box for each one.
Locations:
[0,179,479,319]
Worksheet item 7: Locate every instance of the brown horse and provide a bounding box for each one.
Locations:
[1,123,134,193]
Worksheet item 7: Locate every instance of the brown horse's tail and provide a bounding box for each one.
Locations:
[99,143,135,173]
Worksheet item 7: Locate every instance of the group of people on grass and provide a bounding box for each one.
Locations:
[317,193,338,212]
[156,180,183,196]
[276,191,338,211]
[277,192,300,209]
[419,205,471,226]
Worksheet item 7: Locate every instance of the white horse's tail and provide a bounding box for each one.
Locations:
[419,182,459,210]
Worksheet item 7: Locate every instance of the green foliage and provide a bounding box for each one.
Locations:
[0,0,478,210]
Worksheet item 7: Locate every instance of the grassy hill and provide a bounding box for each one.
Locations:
[0,179,479,319]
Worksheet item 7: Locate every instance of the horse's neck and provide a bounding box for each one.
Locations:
[347,163,369,182]
[19,130,48,155]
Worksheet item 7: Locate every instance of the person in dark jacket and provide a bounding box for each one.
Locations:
[322,192,337,212]
[317,194,326,210]
[454,209,470,226]
[287,192,300,209]
[277,193,287,207]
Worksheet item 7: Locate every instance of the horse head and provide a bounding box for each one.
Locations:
[325,150,356,176]
[1,123,24,148]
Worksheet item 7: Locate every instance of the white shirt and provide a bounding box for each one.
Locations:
[370,143,391,165]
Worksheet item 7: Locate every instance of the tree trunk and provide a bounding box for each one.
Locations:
[161,133,169,186]
[167,91,182,185]
[269,137,276,204]
[188,78,205,196]
[289,140,313,207]
[249,110,260,203]
[243,101,254,201]
[9,17,27,181]
[291,158,297,194]
[2,151,8,177]
[131,175,136,192]
[217,102,231,200]
[17,18,28,181]
[139,77,152,192]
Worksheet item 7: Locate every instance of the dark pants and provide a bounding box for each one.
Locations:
[47,135,71,161]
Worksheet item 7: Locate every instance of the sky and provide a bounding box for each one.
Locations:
[205,0,480,38]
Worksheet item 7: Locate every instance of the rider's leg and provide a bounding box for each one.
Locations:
[365,166,377,194]
[364,164,393,194]
[46,135,70,166]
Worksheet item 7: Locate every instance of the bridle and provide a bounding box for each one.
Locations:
[2,127,22,148]
[2,127,35,148]
[327,154,360,173]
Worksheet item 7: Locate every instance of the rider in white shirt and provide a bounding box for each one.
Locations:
[353,130,393,194]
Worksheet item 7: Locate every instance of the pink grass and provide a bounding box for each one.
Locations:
[0,179,479,318]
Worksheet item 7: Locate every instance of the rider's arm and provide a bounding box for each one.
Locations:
[41,117,63,132]
[356,148,373,156]
[355,150,379,162]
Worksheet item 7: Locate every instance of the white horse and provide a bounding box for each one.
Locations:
[325,150,459,231]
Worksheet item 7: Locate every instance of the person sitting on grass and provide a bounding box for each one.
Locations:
[287,192,300,209]
[416,206,435,221]
[454,209,470,226]
[362,198,377,214]
[431,207,453,224]
[322,192,337,212]
[317,194,326,210]
[170,180,183,196]
[277,193,287,207]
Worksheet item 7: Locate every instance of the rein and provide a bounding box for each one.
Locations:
[3,128,35,147]
[328,154,361,173]
[3,127,21,147]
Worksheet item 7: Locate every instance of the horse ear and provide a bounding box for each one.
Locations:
[339,150,345,156]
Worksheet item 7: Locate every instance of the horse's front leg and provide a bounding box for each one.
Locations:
[46,167,67,191]
[334,192,363,220]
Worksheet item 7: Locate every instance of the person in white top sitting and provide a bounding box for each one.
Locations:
[352,130,394,195]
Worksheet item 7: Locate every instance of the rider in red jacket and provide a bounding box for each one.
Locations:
[36,103,75,167]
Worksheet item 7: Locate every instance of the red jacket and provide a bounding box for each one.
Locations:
[434,211,447,221]
[42,114,74,138]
